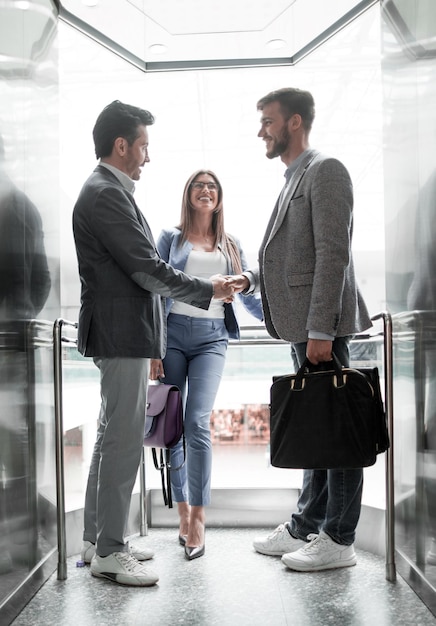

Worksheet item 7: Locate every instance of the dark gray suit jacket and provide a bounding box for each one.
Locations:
[0,171,51,320]
[73,165,213,358]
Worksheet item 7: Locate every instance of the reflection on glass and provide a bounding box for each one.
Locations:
[0,135,51,322]
[0,133,51,584]
[383,0,436,603]
[405,171,436,574]
[0,1,59,615]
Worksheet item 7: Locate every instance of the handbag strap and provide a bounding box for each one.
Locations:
[152,448,172,508]
[165,449,172,509]
[150,436,187,509]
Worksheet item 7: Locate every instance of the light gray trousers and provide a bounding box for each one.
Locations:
[83,357,149,557]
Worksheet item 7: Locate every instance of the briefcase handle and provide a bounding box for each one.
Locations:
[293,353,345,391]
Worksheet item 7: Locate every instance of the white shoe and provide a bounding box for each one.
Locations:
[90,552,159,586]
[81,541,154,564]
[281,531,357,572]
[253,523,305,556]
[427,538,436,565]
[0,550,13,574]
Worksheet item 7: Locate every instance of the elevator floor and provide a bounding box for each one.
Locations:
[10,528,436,625]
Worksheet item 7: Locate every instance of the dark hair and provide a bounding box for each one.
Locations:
[92,100,155,159]
[257,88,315,131]
[178,169,242,274]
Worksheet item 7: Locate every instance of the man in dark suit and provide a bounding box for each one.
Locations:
[73,100,232,587]
[0,133,51,575]
[230,88,371,572]
[0,134,51,322]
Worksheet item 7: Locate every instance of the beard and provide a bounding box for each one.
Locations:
[266,125,291,159]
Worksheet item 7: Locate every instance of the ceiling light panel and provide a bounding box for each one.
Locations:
[60,0,371,67]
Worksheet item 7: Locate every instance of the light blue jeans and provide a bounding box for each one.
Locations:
[163,314,228,506]
[288,337,364,546]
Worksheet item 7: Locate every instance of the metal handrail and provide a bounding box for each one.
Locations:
[53,318,78,581]
[52,317,395,581]
[371,311,396,582]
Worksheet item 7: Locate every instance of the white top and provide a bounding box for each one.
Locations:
[171,249,227,318]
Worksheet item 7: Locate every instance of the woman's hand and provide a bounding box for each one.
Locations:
[150,359,165,380]
[226,274,249,293]
[210,274,234,302]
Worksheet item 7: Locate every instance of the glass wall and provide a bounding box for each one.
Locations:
[58,4,385,519]
[381,0,436,611]
[0,0,60,620]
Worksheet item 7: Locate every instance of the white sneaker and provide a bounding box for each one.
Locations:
[0,551,13,574]
[90,552,159,586]
[253,523,305,556]
[281,531,357,572]
[427,538,436,565]
[81,541,154,564]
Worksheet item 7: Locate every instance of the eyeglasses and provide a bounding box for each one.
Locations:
[191,181,218,191]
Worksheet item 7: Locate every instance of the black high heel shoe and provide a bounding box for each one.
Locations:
[178,534,187,547]
[184,544,205,560]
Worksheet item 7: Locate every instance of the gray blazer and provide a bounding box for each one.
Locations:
[249,150,371,343]
[73,166,213,358]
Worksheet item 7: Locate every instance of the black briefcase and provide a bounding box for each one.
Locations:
[270,354,389,469]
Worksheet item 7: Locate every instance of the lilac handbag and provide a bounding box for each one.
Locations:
[144,383,183,449]
[144,383,185,508]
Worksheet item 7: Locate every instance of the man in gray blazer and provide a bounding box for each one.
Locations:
[230,88,372,572]
[73,100,232,587]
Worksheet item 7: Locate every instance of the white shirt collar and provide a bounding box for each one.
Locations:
[99,162,135,194]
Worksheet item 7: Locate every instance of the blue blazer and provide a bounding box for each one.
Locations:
[157,228,263,340]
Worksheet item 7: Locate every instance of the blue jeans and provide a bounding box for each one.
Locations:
[163,314,228,506]
[288,337,364,546]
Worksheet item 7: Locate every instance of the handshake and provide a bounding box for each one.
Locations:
[210,274,250,302]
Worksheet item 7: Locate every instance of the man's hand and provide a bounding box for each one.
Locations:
[225,274,250,294]
[306,339,333,365]
[211,274,234,302]
[150,359,164,380]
